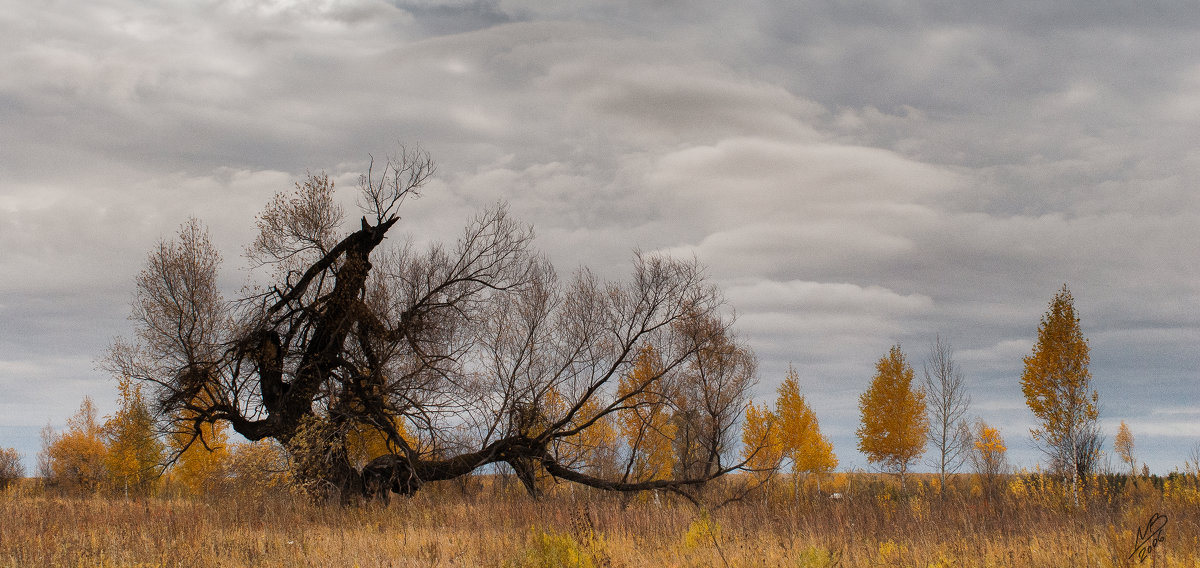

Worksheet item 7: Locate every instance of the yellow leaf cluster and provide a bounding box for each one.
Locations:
[975,425,1006,456]
[345,416,420,468]
[975,425,1006,471]
[740,402,782,482]
[681,512,721,550]
[41,382,167,496]
[617,345,676,481]
[555,395,619,477]
[170,418,230,495]
[164,386,231,496]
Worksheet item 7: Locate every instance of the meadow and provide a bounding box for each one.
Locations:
[2,471,1198,568]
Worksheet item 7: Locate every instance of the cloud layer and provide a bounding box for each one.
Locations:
[2,0,1198,472]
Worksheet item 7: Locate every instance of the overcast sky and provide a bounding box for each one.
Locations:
[2,0,1198,474]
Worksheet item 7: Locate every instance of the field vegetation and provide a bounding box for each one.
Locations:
[2,469,1198,567]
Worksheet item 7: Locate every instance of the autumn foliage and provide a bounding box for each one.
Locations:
[775,366,836,489]
[555,394,620,479]
[738,365,836,494]
[170,412,231,495]
[739,402,781,482]
[857,345,928,490]
[38,385,164,496]
[105,378,165,496]
[970,420,1008,499]
[38,397,109,493]
[35,384,289,498]
[971,423,1007,474]
[1114,420,1135,476]
[1020,285,1099,484]
[0,447,22,490]
[617,345,677,482]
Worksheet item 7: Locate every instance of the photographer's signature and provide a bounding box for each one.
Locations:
[1129,513,1167,563]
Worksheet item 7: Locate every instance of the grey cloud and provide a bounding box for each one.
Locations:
[726,280,934,315]
[2,0,1198,473]
[392,0,518,35]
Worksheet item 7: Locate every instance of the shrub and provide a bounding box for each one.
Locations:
[0,447,23,490]
[794,545,839,568]
[681,512,722,550]
[517,529,597,568]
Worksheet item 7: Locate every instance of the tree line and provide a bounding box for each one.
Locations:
[20,378,288,497]
[832,284,1107,502]
[0,150,1142,504]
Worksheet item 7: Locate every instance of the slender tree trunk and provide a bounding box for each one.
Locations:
[1071,434,1080,507]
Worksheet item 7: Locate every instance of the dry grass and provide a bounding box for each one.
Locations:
[1,473,1198,567]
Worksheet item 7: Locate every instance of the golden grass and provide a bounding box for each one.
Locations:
[1,473,1197,567]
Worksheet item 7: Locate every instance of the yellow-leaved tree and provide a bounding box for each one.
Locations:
[556,394,620,478]
[106,217,224,496]
[857,345,928,492]
[776,365,837,496]
[1020,285,1099,501]
[105,377,165,496]
[169,407,230,496]
[1114,421,1135,476]
[740,402,782,484]
[969,420,1007,502]
[39,397,109,493]
[617,345,676,482]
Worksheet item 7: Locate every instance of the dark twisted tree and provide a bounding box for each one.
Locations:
[108,148,757,503]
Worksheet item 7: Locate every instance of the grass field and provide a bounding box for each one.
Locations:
[1,472,1197,567]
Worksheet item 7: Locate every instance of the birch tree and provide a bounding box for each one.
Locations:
[1114,421,1135,476]
[1020,285,1099,503]
[922,336,971,496]
[776,366,836,496]
[857,345,927,492]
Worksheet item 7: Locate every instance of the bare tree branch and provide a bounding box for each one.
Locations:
[110,149,760,504]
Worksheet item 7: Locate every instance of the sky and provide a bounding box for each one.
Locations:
[2,0,1198,475]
